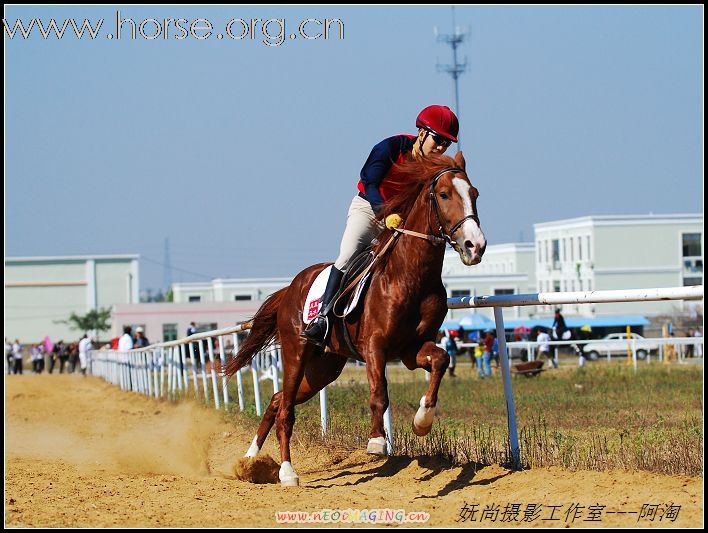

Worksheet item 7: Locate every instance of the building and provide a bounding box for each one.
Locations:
[442,243,536,320]
[111,301,260,343]
[5,255,139,342]
[172,278,290,303]
[534,214,703,316]
[138,212,702,341]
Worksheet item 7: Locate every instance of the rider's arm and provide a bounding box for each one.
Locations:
[359,136,404,213]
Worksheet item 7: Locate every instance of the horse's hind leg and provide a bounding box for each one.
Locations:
[245,348,346,457]
[412,341,450,436]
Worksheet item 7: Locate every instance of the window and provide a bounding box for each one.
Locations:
[684,277,702,287]
[552,240,560,268]
[586,236,591,261]
[188,295,201,302]
[494,289,514,295]
[570,237,574,261]
[578,238,583,261]
[537,241,542,263]
[451,289,471,298]
[682,233,702,257]
[234,295,252,301]
[162,323,178,342]
[553,281,561,292]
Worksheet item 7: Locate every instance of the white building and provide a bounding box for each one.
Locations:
[442,243,536,320]
[172,278,291,303]
[164,213,702,334]
[534,214,703,316]
[5,255,139,342]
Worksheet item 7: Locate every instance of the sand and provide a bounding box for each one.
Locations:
[4,375,703,528]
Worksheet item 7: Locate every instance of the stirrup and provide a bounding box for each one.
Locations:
[301,314,330,348]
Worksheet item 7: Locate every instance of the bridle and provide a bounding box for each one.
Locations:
[390,166,480,250]
[429,166,480,248]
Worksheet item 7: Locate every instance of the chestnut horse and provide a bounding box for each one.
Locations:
[223,151,486,486]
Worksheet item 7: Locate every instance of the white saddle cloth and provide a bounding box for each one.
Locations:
[302,266,371,324]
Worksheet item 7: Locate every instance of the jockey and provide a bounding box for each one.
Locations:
[302,104,460,347]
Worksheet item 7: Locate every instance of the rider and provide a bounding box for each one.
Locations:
[301,105,460,347]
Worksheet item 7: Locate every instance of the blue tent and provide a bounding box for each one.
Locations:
[458,312,495,330]
[502,315,649,330]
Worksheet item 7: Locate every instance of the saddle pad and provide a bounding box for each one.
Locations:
[302,266,372,324]
[303,266,332,324]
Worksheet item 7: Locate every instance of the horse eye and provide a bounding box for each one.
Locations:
[440,192,449,200]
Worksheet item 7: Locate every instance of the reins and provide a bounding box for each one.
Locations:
[331,166,476,315]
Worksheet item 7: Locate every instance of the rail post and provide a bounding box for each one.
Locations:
[493,307,521,469]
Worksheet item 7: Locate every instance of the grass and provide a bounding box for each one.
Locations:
[212,361,703,476]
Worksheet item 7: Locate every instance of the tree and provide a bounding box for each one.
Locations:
[57,307,112,334]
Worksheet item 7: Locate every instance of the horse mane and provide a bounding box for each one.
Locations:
[376,154,457,222]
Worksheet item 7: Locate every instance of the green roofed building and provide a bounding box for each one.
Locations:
[5,255,139,343]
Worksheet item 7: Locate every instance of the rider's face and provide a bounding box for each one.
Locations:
[417,128,451,156]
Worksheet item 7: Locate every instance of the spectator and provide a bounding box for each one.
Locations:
[552,308,567,340]
[441,331,458,377]
[134,327,150,348]
[187,322,202,371]
[482,331,494,376]
[12,339,23,375]
[491,334,500,369]
[68,342,79,373]
[57,341,69,373]
[5,338,12,375]
[694,328,703,358]
[474,342,489,378]
[78,334,92,377]
[30,344,43,373]
[535,327,557,369]
[687,328,695,358]
[118,326,134,352]
[49,341,59,373]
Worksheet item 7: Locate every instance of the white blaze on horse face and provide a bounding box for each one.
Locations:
[452,177,487,266]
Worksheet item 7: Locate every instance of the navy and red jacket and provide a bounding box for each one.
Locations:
[357,134,416,213]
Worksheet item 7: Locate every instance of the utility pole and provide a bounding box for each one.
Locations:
[435,6,469,150]
[163,237,172,292]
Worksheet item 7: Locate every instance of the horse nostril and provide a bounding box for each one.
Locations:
[464,240,474,250]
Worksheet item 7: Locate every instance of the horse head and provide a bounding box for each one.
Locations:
[429,151,487,266]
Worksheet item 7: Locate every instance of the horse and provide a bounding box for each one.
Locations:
[223,151,486,486]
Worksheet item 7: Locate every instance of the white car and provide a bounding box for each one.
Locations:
[584,333,659,360]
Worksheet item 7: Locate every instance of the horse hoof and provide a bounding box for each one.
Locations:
[412,395,435,437]
[279,461,299,487]
[280,476,299,487]
[412,420,433,437]
[367,437,388,456]
[244,436,260,458]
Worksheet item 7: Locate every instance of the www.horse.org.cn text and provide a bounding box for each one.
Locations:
[3,12,345,46]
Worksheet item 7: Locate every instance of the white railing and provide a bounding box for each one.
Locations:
[89,285,703,468]
[448,285,703,468]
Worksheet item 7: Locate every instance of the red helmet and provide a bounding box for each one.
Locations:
[416,105,459,142]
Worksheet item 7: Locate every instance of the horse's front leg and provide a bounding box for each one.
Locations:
[412,341,450,436]
[365,345,390,456]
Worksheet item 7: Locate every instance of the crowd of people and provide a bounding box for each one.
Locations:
[5,334,94,376]
[439,308,703,377]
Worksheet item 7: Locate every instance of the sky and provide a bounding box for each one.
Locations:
[5,5,703,291]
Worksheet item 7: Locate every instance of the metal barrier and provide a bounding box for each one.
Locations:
[90,285,703,468]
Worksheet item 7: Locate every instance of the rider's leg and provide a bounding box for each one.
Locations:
[301,195,382,347]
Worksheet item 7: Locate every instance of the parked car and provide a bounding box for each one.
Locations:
[584,333,660,360]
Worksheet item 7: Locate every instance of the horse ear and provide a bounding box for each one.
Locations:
[454,151,466,170]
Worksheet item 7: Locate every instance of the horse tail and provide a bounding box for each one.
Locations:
[223,287,287,377]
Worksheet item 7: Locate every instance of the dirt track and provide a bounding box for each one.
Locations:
[4,375,703,527]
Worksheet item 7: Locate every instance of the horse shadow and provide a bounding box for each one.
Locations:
[307,455,511,497]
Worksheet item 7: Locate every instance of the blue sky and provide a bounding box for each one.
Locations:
[5,6,703,290]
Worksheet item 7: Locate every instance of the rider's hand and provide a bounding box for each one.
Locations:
[385,214,403,229]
